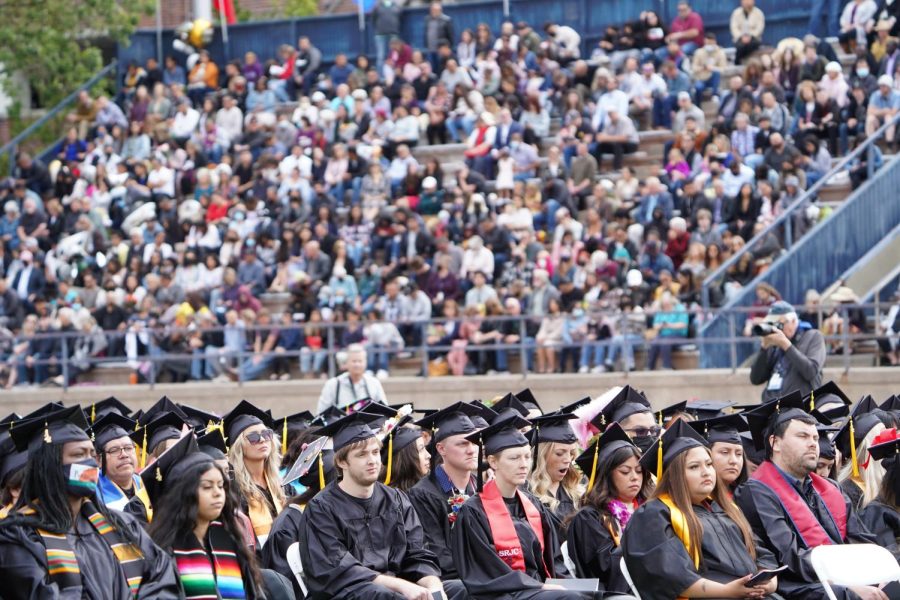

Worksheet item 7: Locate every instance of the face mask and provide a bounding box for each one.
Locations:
[632,435,657,454]
[63,458,100,498]
[705,44,716,50]
[572,308,585,318]
[857,69,870,78]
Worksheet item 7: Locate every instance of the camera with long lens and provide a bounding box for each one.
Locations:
[752,322,784,336]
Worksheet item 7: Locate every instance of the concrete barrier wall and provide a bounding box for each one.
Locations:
[4,367,898,417]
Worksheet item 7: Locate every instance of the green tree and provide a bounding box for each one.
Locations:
[282,0,318,18]
[0,0,153,107]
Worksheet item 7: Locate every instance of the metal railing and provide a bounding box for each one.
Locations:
[701,111,900,311]
[3,303,897,392]
[0,61,118,176]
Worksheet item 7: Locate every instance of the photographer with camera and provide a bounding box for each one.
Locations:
[749,300,826,401]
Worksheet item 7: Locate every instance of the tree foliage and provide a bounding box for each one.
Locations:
[0,0,153,107]
[281,0,319,18]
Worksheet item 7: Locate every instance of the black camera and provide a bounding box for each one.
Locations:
[752,322,784,336]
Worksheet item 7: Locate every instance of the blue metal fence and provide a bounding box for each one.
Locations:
[700,155,900,368]
[117,0,810,73]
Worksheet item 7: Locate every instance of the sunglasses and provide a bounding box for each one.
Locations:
[626,426,662,438]
[245,429,275,444]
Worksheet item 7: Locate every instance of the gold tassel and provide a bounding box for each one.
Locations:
[587,440,600,491]
[43,421,52,444]
[384,432,394,485]
[140,428,148,469]
[317,454,325,489]
[809,390,815,412]
[850,418,859,478]
[282,418,288,456]
[155,467,162,482]
[90,404,96,424]
[657,436,664,481]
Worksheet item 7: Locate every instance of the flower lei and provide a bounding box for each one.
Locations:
[608,498,638,529]
[447,491,468,523]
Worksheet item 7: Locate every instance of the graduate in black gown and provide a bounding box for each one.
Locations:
[0,413,27,518]
[735,393,889,600]
[451,416,630,600]
[299,411,467,600]
[860,429,900,560]
[590,386,660,456]
[566,424,651,594]
[0,405,181,599]
[526,399,591,538]
[834,396,891,512]
[622,420,780,600]
[408,402,491,579]
[383,425,430,493]
[687,413,749,493]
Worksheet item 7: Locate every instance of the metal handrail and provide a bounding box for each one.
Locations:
[0,61,118,175]
[701,110,900,310]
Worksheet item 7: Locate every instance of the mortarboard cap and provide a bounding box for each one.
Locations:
[178,404,222,430]
[744,391,826,451]
[87,397,132,424]
[415,402,486,442]
[283,436,329,487]
[223,400,273,443]
[834,396,887,471]
[299,449,335,490]
[740,431,766,466]
[316,411,382,451]
[558,397,592,414]
[514,389,543,414]
[655,400,689,425]
[688,413,748,446]
[868,428,900,462]
[684,400,735,420]
[575,423,635,490]
[592,385,651,431]
[529,412,578,445]
[91,412,138,451]
[0,428,27,487]
[312,406,346,427]
[640,419,709,479]
[0,412,21,426]
[465,415,531,455]
[490,393,532,424]
[10,405,90,452]
[806,381,852,419]
[131,412,190,457]
[197,425,228,459]
[467,400,498,429]
[879,395,900,415]
[140,434,208,507]
[275,410,314,455]
[23,402,65,421]
[139,396,189,426]
[817,424,839,460]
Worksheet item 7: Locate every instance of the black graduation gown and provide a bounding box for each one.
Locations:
[840,479,865,512]
[735,476,878,600]
[262,503,307,599]
[546,486,577,540]
[0,509,181,599]
[451,492,604,600]
[408,471,474,578]
[565,506,629,594]
[123,493,150,527]
[299,481,442,600]
[860,500,900,559]
[622,499,778,600]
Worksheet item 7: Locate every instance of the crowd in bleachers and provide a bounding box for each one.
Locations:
[1,0,900,387]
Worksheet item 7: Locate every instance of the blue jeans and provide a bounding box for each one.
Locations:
[606,334,643,369]
[300,347,327,374]
[647,335,684,370]
[533,198,561,232]
[694,71,720,103]
[580,341,608,368]
[808,0,842,37]
[653,95,677,128]
[446,116,474,142]
[368,342,399,372]
[375,35,392,72]
[240,355,273,381]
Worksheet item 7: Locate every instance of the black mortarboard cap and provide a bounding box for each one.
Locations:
[740,431,766,465]
[179,404,222,430]
[880,395,900,414]
[315,411,381,451]
[92,413,138,450]
[688,413,748,446]
[592,385,651,431]
[529,412,578,445]
[868,429,900,462]
[312,406,346,427]
[87,397,132,424]
[817,424,839,460]
[0,429,26,487]
[745,391,826,451]
[640,419,709,478]
[806,381,852,419]
[197,426,228,459]
[468,400,498,429]
[139,396,189,426]
[140,434,208,506]
[132,412,189,454]
[575,423,634,488]
[655,400,689,425]
[834,395,886,458]
[515,389,543,414]
[223,400,273,443]
[490,393,531,424]
[23,402,65,421]
[381,425,423,478]
[415,402,486,442]
[465,415,531,455]
[685,400,735,420]
[0,412,21,427]
[10,405,90,452]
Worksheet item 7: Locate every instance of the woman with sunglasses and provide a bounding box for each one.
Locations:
[622,421,779,600]
[223,401,287,547]
[566,424,652,594]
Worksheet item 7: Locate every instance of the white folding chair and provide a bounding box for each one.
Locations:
[810,543,900,600]
[619,556,642,599]
[286,541,309,597]
[560,540,577,576]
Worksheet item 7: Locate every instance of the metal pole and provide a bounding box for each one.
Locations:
[503,0,510,17]
[785,213,793,250]
[148,335,156,389]
[518,318,528,378]
[421,327,429,379]
[728,312,737,372]
[842,309,850,373]
[155,0,164,65]
[327,324,336,378]
[867,144,875,181]
[61,334,69,392]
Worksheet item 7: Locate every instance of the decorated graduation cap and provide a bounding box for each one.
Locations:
[87,397,132,424]
[382,425,424,486]
[834,395,887,477]
[575,423,635,491]
[130,412,190,470]
[9,405,90,452]
[140,433,209,507]
[315,411,382,452]
[685,400,735,420]
[415,402,486,443]
[688,413,748,446]
[869,428,900,502]
[514,388,543,415]
[283,436,329,488]
[465,415,531,491]
[178,404,222,431]
[805,381,853,419]
[139,396,190,426]
[591,385,651,431]
[91,412,138,451]
[299,449,335,491]
[639,419,709,480]
[223,399,274,445]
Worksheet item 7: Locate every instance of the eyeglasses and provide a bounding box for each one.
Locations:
[104,443,137,457]
[245,429,275,444]
[625,426,662,438]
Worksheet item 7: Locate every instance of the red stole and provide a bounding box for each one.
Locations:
[480,480,550,576]
[753,461,848,547]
